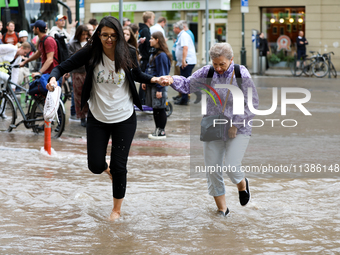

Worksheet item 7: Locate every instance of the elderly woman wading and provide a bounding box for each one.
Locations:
[162,43,259,216]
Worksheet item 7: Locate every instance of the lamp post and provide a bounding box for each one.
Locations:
[76,0,79,26]
[119,0,123,26]
[240,13,246,66]
[240,0,249,66]
[205,0,209,64]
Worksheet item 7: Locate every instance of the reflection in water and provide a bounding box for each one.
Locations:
[0,148,339,254]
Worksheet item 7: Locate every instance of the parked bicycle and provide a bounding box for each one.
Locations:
[0,63,66,138]
[290,51,329,78]
[290,52,313,77]
[322,52,337,78]
[311,51,329,78]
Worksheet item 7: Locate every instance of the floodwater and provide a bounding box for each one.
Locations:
[0,76,339,254]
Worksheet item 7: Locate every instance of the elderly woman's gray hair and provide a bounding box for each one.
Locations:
[173,21,183,30]
[209,43,234,60]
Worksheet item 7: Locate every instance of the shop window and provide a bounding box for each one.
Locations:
[280,26,284,35]
[286,24,291,33]
[273,26,277,35]
[292,24,297,32]
[261,6,305,60]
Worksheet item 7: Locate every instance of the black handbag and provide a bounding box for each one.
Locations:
[200,70,234,142]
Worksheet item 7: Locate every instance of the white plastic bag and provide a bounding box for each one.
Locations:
[44,86,61,121]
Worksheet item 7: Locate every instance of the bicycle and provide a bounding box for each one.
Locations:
[323,52,337,78]
[134,100,173,117]
[291,51,319,77]
[311,52,329,78]
[61,76,72,103]
[290,51,329,78]
[0,63,66,138]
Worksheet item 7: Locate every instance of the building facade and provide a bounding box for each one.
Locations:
[78,0,339,71]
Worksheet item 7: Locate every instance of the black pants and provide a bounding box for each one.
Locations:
[153,108,167,129]
[139,59,148,105]
[86,110,137,199]
[297,49,306,60]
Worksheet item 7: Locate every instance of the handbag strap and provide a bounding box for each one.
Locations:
[221,70,234,113]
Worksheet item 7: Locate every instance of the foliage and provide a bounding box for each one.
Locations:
[268,54,281,64]
[268,52,295,65]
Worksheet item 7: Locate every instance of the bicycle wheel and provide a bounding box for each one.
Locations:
[30,98,66,138]
[290,61,297,76]
[329,62,337,78]
[61,81,71,103]
[303,59,313,77]
[166,101,173,117]
[312,60,329,78]
[0,94,16,132]
[294,60,304,76]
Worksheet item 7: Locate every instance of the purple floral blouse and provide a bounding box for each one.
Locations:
[171,62,259,137]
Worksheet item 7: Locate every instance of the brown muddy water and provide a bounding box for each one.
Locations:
[0,76,339,254]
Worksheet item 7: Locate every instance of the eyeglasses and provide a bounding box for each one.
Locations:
[100,33,117,41]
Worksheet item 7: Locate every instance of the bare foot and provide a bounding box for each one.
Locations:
[109,211,120,221]
[104,169,112,182]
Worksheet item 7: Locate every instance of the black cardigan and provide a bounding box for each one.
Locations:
[49,46,153,110]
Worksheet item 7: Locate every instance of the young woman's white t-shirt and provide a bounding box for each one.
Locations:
[89,53,134,123]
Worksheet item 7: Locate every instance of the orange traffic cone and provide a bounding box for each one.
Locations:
[44,121,52,155]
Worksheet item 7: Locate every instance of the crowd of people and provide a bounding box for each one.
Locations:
[1,13,260,221]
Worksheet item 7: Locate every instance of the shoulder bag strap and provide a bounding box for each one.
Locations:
[234,64,242,89]
[207,65,215,81]
[221,70,234,113]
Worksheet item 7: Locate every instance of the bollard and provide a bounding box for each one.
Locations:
[44,121,52,155]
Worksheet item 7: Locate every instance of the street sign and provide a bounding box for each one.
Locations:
[241,0,249,13]
[79,0,84,8]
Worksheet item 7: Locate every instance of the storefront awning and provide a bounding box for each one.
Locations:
[90,0,230,13]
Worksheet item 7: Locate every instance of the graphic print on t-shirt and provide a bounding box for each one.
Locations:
[96,69,125,85]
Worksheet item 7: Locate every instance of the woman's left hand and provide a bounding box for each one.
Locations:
[156,91,162,99]
[228,125,238,139]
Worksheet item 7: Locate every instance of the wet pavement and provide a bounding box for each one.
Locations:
[0,76,339,254]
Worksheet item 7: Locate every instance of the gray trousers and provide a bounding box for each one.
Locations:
[203,134,250,197]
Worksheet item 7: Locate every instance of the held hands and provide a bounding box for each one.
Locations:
[159,76,173,86]
[141,83,146,90]
[150,76,173,86]
[46,77,58,92]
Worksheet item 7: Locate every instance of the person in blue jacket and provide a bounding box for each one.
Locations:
[142,31,172,139]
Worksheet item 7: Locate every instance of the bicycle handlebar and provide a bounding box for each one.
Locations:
[0,63,20,69]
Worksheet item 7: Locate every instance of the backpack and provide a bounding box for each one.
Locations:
[40,34,69,64]
[207,64,242,89]
[2,32,19,44]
